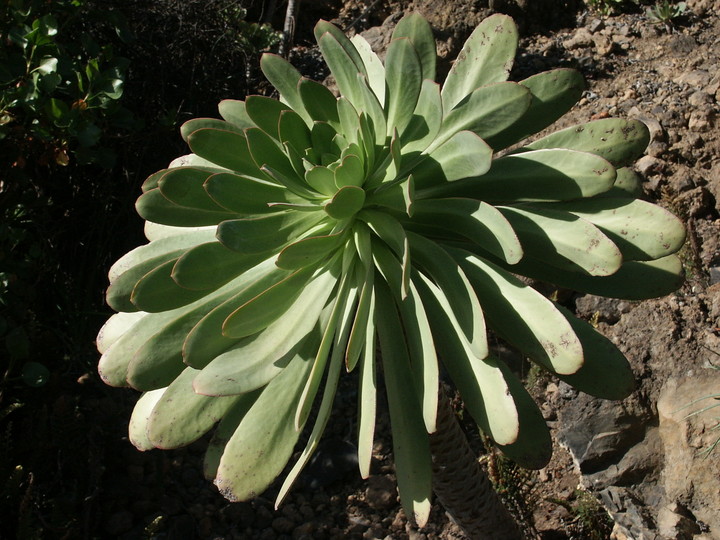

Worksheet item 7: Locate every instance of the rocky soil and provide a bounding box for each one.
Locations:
[14,1,720,539]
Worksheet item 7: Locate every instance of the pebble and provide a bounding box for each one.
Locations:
[365,475,397,510]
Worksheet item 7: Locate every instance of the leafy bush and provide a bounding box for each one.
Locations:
[98,12,685,526]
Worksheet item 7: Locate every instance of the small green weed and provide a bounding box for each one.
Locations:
[646,1,687,31]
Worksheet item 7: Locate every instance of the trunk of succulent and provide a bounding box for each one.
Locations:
[430,389,522,539]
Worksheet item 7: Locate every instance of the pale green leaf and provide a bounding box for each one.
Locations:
[441,14,518,111]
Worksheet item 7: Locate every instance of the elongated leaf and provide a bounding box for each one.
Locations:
[414,273,519,445]
[128,388,166,451]
[96,311,148,354]
[385,38,422,136]
[526,118,650,167]
[407,232,487,356]
[554,305,635,399]
[131,258,208,312]
[203,391,261,480]
[401,80,442,154]
[431,148,616,202]
[375,284,432,527]
[245,95,293,140]
[298,78,340,126]
[147,368,240,449]
[218,99,255,129]
[204,172,290,214]
[276,308,348,506]
[485,252,684,300]
[213,352,314,501]
[531,198,686,261]
[278,109,312,155]
[455,250,584,375]
[410,198,523,265]
[318,32,365,109]
[187,128,263,175]
[259,54,311,124]
[500,205,622,276]
[349,35,385,106]
[126,283,241,390]
[276,231,347,270]
[183,260,290,368]
[411,130,492,187]
[293,275,354,431]
[356,287,377,478]
[314,20,367,75]
[398,280,438,433]
[172,242,269,290]
[181,118,243,142]
[192,271,335,396]
[432,82,531,152]
[486,68,586,150]
[355,72,387,144]
[136,188,239,227]
[392,13,436,81]
[222,265,315,338]
[216,211,323,254]
[107,230,218,312]
[158,168,226,211]
[494,364,552,469]
[441,14,517,111]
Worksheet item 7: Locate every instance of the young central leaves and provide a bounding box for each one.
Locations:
[98,11,685,529]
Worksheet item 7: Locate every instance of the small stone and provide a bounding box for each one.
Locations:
[688,110,714,132]
[366,475,397,510]
[688,90,713,107]
[563,28,593,50]
[674,69,712,89]
[636,155,664,176]
[593,35,614,57]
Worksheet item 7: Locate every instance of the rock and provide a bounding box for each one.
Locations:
[688,90,713,107]
[636,155,665,176]
[656,503,702,539]
[272,516,296,534]
[674,69,712,89]
[301,438,359,489]
[674,187,713,218]
[657,373,720,534]
[563,28,593,50]
[366,474,397,510]
[688,110,714,132]
[594,35,614,57]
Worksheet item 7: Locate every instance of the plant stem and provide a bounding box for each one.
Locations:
[430,388,523,540]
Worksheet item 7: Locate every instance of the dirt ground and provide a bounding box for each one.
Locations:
[5,0,720,538]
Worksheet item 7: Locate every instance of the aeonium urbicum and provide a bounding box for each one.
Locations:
[97,13,685,526]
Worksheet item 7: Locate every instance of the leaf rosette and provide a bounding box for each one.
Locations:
[97,13,685,525]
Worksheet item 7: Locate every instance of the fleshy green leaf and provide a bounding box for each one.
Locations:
[392,13,436,82]
[410,198,523,265]
[259,55,311,124]
[213,353,314,501]
[530,198,686,261]
[375,283,432,527]
[526,118,650,167]
[432,82,531,152]
[129,388,166,451]
[218,99,255,129]
[187,128,263,175]
[216,211,323,254]
[204,172,290,214]
[385,37,423,136]
[486,68,586,150]
[411,130,492,188]
[499,205,623,276]
[147,368,240,449]
[441,14,518,111]
[455,251,584,375]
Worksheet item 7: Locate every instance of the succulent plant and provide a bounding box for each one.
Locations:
[97,13,685,526]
